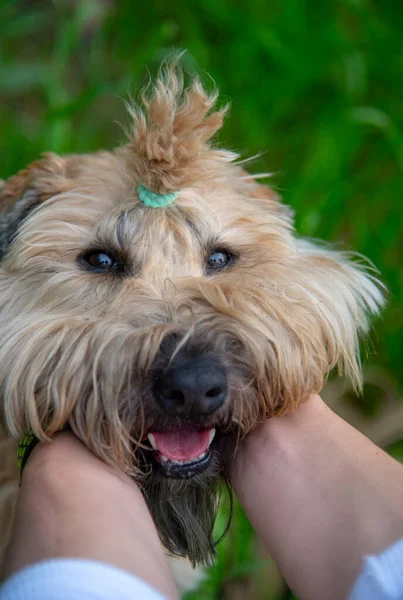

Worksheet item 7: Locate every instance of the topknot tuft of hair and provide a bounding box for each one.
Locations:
[125,54,237,194]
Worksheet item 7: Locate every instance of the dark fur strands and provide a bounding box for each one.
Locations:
[0,189,40,261]
[142,466,219,566]
[0,153,70,263]
[140,448,232,567]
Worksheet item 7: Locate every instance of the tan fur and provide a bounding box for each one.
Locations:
[0,60,385,574]
[126,57,233,194]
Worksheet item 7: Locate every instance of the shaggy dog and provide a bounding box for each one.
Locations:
[0,60,383,579]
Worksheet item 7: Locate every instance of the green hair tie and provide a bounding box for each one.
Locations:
[137,184,178,208]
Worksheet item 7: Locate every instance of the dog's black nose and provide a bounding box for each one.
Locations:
[155,358,227,418]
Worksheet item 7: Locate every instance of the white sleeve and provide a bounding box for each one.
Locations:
[0,558,167,600]
[349,538,403,600]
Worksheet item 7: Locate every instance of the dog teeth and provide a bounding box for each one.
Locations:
[160,455,169,462]
[147,433,158,451]
[208,428,216,446]
[169,452,206,465]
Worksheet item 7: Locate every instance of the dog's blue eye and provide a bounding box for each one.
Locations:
[82,251,117,273]
[207,250,233,269]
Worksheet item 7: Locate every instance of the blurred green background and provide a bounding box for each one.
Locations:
[1,1,402,598]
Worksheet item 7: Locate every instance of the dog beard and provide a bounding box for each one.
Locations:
[139,446,229,566]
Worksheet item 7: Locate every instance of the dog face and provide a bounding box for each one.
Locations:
[0,62,384,564]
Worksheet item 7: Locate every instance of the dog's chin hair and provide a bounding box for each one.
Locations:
[140,452,224,567]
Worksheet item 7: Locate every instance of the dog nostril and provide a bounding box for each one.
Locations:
[154,358,227,418]
[164,389,185,403]
[206,387,223,398]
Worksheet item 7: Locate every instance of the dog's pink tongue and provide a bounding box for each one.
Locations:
[153,428,210,461]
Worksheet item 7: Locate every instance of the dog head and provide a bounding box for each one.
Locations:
[0,60,384,564]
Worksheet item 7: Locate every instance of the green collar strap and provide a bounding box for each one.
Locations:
[17,431,39,478]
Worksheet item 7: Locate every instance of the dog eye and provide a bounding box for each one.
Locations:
[80,251,118,273]
[207,249,233,270]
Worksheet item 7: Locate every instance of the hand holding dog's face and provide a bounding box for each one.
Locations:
[0,62,384,565]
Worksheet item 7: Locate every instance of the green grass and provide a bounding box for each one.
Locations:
[1,1,402,597]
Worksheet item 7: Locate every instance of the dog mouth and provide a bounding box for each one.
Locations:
[146,427,216,478]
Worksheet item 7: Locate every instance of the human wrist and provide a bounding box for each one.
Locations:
[22,431,132,493]
[230,394,327,489]
[230,393,403,600]
[6,432,179,599]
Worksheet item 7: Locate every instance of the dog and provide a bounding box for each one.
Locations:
[0,59,384,585]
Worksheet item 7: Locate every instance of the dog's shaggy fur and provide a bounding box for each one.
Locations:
[0,60,384,573]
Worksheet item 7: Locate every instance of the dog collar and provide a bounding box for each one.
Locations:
[137,184,178,208]
[17,431,39,479]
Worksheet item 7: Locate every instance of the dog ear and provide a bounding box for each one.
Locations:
[241,169,295,221]
[246,176,280,202]
[0,153,67,262]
